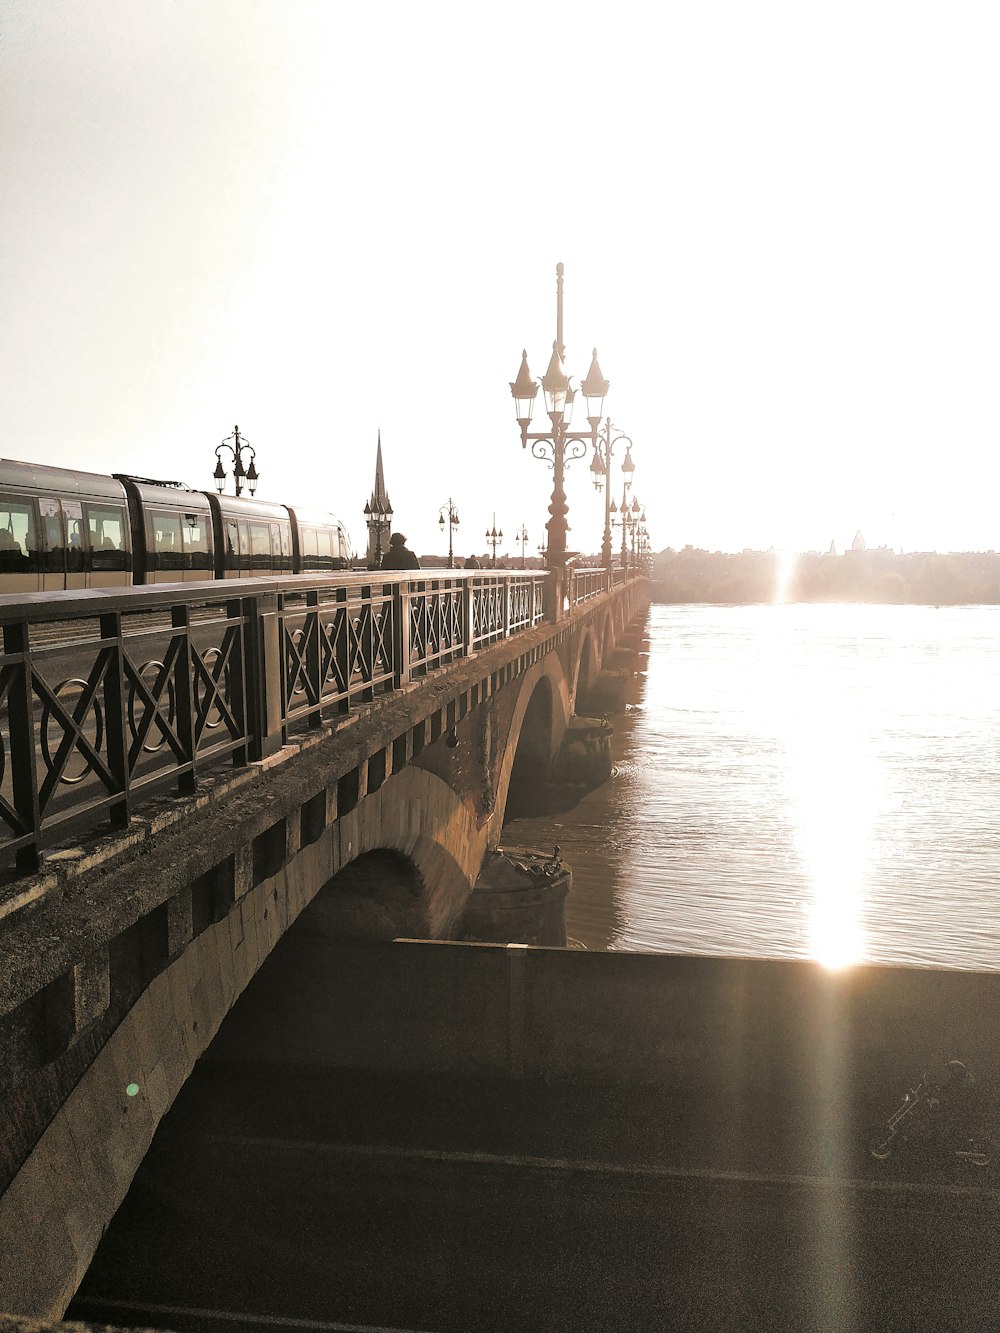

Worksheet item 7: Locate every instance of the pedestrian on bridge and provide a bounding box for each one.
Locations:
[381,532,420,570]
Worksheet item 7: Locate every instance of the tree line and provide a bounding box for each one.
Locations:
[652,546,1000,605]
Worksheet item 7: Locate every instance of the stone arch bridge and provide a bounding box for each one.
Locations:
[0,566,648,1317]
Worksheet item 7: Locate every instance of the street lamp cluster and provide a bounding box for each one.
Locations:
[438,499,460,568]
[509,263,648,573]
[214,425,258,497]
[591,419,634,570]
[485,514,503,568]
[364,495,393,568]
[515,523,529,568]
[613,493,647,575]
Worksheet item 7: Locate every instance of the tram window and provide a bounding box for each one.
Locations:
[182,513,211,570]
[301,527,319,570]
[63,500,85,573]
[149,509,185,571]
[0,496,38,571]
[275,522,292,572]
[249,521,271,571]
[225,520,240,572]
[301,527,335,570]
[87,504,129,571]
[39,499,64,572]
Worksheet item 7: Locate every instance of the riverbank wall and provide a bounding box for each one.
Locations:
[202,937,1000,1176]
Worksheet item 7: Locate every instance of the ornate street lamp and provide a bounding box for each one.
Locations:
[486,514,504,568]
[629,500,645,568]
[510,263,610,570]
[612,493,643,576]
[638,523,651,572]
[609,449,637,572]
[364,495,393,569]
[438,498,460,568]
[214,425,259,497]
[626,499,644,574]
[590,421,635,570]
[515,523,529,568]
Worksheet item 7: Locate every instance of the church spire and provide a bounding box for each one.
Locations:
[364,431,393,568]
[370,429,391,513]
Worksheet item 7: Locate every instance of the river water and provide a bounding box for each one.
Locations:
[503,602,1000,969]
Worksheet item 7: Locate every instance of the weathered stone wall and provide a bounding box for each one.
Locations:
[211,936,1000,1157]
[0,758,503,1316]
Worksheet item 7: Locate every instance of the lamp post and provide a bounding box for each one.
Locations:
[590,421,634,570]
[364,496,393,569]
[625,499,644,574]
[609,454,636,572]
[486,515,504,568]
[612,495,643,576]
[438,499,460,568]
[630,503,645,569]
[515,523,529,568]
[213,425,259,497]
[510,263,610,570]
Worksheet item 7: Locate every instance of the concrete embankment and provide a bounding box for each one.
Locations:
[65,939,1000,1331]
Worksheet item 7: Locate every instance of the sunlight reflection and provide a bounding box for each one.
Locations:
[786,707,879,969]
[747,614,880,970]
[773,550,797,604]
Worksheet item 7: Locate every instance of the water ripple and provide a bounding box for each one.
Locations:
[503,603,1000,970]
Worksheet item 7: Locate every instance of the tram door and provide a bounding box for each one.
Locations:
[0,494,42,593]
[40,497,86,592]
[273,523,291,574]
[224,519,252,578]
[62,500,86,590]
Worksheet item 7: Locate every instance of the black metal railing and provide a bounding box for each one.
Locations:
[0,571,536,868]
[0,567,639,871]
[569,568,608,605]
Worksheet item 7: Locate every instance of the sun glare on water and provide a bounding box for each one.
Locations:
[753,612,882,970]
[786,702,881,969]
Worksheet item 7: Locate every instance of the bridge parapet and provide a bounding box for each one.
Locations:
[0,568,633,874]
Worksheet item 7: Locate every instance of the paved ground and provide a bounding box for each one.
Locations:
[67,1065,1000,1332]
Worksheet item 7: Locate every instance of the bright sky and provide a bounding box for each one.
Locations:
[2,1,998,560]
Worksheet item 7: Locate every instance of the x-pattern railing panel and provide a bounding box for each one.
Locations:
[472,578,505,650]
[409,582,464,676]
[508,580,533,632]
[279,585,395,735]
[0,596,250,863]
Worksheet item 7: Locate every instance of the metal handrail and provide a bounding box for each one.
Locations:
[0,570,555,869]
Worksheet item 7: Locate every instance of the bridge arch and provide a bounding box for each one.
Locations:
[601,613,615,666]
[302,848,429,940]
[332,764,489,937]
[572,627,600,712]
[494,652,571,826]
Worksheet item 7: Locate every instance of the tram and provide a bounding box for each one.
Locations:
[0,459,354,593]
